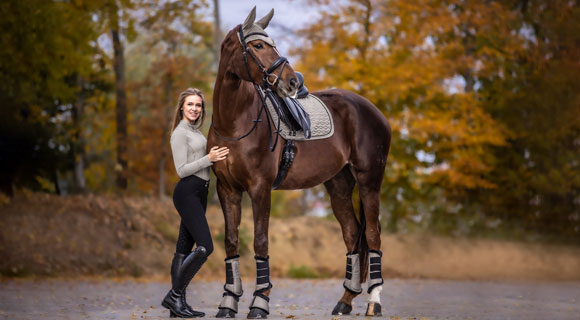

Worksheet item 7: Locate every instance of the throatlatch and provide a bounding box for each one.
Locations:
[343,252,362,295]
[250,256,273,314]
[218,255,243,313]
[367,250,384,293]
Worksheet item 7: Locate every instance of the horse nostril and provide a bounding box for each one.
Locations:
[289,77,298,89]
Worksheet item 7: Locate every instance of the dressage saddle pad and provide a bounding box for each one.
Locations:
[265,94,334,141]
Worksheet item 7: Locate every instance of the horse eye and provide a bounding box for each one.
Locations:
[254,43,264,49]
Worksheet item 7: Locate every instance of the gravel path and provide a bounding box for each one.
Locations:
[1,279,579,319]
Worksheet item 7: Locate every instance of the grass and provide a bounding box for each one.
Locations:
[286,265,318,279]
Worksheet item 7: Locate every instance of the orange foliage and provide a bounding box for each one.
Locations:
[293,0,515,192]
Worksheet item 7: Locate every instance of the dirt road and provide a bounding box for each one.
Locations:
[1,279,578,319]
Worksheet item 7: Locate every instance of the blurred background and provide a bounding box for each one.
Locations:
[1,0,579,280]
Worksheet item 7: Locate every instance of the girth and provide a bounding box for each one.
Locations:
[272,140,295,189]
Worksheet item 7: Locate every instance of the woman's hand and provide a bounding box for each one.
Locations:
[208,146,229,162]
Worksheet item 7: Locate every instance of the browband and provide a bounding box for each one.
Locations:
[243,32,269,41]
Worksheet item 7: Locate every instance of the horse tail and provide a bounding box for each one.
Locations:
[356,198,369,284]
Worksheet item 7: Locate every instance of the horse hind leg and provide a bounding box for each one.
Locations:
[357,169,385,317]
[323,165,363,315]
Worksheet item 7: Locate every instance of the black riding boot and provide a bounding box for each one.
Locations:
[162,246,207,318]
[168,253,198,318]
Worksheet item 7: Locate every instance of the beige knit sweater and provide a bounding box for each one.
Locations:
[170,120,212,180]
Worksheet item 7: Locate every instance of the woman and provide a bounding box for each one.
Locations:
[161,88,229,318]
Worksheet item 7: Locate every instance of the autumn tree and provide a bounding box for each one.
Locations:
[293,0,579,240]
[475,0,580,239]
[0,0,218,196]
[126,0,215,196]
[0,0,98,195]
[293,0,508,231]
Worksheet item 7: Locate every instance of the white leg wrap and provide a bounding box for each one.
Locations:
[250,256,272,313]
[367,250,384,294]
[255,256,271,291]
[369,285,383,304]
[250,294,270,314]
[224,256,243,296]
[343,252,362,294]
[219,256,243,312]
[219,294,239,312]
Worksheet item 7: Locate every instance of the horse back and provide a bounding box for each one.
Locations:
[313,89,391,145]
[312,89,391,173]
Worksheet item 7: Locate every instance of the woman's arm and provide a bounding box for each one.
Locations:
[170,130,212,179]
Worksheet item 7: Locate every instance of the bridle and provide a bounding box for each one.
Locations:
[211,26,290,151]
[238,27,288,88]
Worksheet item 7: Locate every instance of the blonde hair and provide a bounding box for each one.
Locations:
[172,88,206,131]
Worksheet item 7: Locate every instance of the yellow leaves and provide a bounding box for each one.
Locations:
[295,0,529,196]
[404,91,507,190]
[35,176,57,193]
[428,156,498,190]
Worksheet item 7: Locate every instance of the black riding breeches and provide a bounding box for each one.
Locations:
[172,174,213,256]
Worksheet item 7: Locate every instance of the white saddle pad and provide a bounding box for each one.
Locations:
[264,94,334,141]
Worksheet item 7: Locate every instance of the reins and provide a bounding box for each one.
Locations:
[211,27,288,152]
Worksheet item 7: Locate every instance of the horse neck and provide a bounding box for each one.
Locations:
[213,70,258,136]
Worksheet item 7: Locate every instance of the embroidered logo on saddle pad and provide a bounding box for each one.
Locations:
[265,94,334,141]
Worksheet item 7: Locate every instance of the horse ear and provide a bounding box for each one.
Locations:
[242,6,257,31]
[255,8,274,30]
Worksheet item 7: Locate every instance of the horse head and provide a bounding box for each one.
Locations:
[219,6,299,98]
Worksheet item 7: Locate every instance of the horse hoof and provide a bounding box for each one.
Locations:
[247,308,268,319]
[331,302,352,315]
[365,302,382,317]
[216,308,237,318]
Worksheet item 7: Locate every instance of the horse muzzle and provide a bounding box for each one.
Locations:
[275,76,299,99]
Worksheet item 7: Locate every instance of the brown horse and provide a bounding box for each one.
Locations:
[208,7,391,319]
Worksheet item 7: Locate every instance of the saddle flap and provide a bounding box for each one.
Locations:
[282,97,311,138]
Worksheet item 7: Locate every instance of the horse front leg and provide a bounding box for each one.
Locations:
[215,180,244,318]
[247,185,272,319]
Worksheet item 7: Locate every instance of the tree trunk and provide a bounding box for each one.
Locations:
[72,75,87,193]
[159,66,174,199]
[111,8,128,190]
[52,170,61,195]
[213,0,221,62]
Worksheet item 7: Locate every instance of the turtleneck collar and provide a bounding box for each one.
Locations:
[179,119,197,130]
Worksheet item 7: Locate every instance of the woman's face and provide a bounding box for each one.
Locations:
[182,95,203,124]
